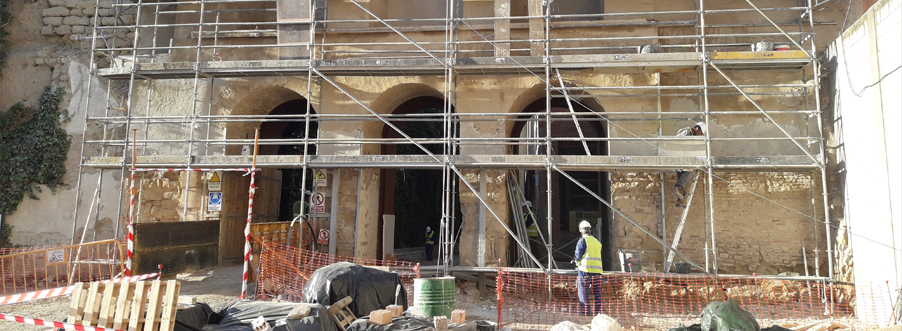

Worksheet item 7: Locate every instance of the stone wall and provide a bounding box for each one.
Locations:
[610,171,827,275]
[40,0,135,47]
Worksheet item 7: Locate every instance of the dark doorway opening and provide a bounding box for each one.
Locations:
[511,98,614,270]
[378,97,461,261]
[258,99,318,222]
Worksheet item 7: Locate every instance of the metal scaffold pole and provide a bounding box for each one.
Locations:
[700,0,718,274]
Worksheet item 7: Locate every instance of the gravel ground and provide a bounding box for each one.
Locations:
[0,294,240,331]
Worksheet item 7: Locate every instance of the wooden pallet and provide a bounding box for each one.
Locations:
[327,296,356,331]
[67,280,180,331]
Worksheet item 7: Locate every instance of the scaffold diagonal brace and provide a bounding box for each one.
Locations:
[347,0,446,66]
[709,62,821,167]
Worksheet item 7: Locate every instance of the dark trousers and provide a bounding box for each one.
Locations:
[577,271,603,315]
[425,244,434,261]
[675,170,692,188]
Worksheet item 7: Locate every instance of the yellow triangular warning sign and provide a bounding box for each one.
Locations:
[315,171,326,179]
[210,172,221,182]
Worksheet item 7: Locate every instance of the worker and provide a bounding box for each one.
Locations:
[574,220,603,315]
[521,201,542,257]
[671,122,705,207]
[425,226,435,261]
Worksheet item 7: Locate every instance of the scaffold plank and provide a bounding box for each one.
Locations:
[83,154,818,171]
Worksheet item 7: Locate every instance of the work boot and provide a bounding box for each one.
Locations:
[670,186,685,200]
[675,199,684,208]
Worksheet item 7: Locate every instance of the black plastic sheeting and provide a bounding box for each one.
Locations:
[346,317,476,331]
[174,303,217,331]
[303,262,408,317]
[209,300,339,331]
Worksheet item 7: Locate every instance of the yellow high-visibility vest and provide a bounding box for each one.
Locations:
[524,212,539,238]
[577,234,604,274]
[425,231,435,245]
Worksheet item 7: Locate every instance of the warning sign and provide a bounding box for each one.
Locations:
[46,249,66,265]
[208,192,223,212]
[317,229,330,245]
[312,192,326,214]
[208,171,222,191]
[314,170,327,187]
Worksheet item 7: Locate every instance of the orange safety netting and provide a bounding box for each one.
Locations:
[496,270,890,329]
[254,241,420,305]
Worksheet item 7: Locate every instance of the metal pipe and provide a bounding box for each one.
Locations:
[701,0,718,274]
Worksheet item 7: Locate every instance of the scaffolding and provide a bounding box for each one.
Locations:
[72,0,841,280]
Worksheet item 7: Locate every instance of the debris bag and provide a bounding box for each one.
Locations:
[760,326,791,331]
[175,302,215,331]
[212,300,338,331]
[550,321,586,331]
[345,316,476,331]
[590,314,622,331]
[700,299,760,331]
[303,262,408,317]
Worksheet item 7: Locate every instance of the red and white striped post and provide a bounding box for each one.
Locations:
[125,130,137,276]
[240,129,260,299]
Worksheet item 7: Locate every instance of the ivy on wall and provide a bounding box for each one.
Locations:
[0,87,71,215]
[0,0,11,75]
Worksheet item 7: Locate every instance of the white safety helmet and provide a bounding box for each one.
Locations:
[426,226,431,232]
[578,220,592,230]
[694,122,707,133]
[522,201,532,208]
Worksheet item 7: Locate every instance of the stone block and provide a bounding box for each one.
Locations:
[451,310,466,324]
[76,1,94,10]
[69,9,81,15]
[98,0,113,8]
[66,0,77,7]
[43,17,64,25]
[49,0,67,6]
[120,14,135,25]
[63,16,89,26]
[385,305,402,317]
[101,17,116,26]
[369,310,392,325]
[433,316,448,331]
[98,8,111,16]
[54,25,72,35]
[71,25,86,33]
[43,6,71,16]
[41,26,55,35]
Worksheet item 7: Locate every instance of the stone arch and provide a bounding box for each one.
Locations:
[217,85,313,155]
[363,83,448,155]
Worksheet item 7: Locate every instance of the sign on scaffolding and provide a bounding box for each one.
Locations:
[314,170,327,187]
[208,192,222,212]
[317,229,330,245]
[312,192,326,214]
[207,171,222,191]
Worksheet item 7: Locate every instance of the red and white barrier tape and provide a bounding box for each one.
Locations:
[0,313,124,331]
[240,171,257,299]
[0,273,160,305]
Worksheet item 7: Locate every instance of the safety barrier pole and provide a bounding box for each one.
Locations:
[240,129,260,299]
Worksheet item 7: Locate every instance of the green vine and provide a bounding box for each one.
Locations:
[0,87,72,215]
[0,0,11,75]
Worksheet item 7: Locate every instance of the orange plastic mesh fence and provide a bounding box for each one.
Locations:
[255,241,420,305]
[0,239,125,295]
[497,270,891,330]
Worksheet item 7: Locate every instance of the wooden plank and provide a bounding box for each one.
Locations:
[221,172,252,262]
[98,282,121,327]
[67,283,89,325]
[160,281,180,331]
[143,281,164,331]
[129,281,149,331]
[82,282,103,326]
[113,282,136,330]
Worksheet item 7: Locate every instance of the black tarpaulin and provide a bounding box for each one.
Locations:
[302,262,408,317]
[211,300,338,331]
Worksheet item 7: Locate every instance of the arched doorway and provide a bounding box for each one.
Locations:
[510,97,613,269]
[378,96,461,262]
[219,89,317,264]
